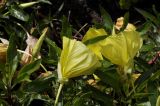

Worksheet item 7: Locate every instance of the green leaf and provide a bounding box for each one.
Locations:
[135,8,160,25]
[87,85,113,105]
[119,0,131,9]
[0,62,5,72]
[38,0,52,5]
[60,16,72,38]
[16,91,53,106]
[94,68,121,91]
[156,96,160,106]
[147,81,159,106]
[137,21,152,35]
[140,44,155,52]
[133,93,154,99]
[152,5,160,19]
[9,4,29,21]
[73,92,92,106]
[120,12,129,31]
[32,27,48,60]
[19,2,38,8]
[6,33,17,64]
[0,99,9,106]
[44,37,61,65]
[100,7,113,34]
[3,32,18,86]
[14,59,41,86]
[136,101,151,106]
[149,69,160,81]
[135,57,151,71]
[19,0,52,8]
[135,64,160,92]
[23,74,56,93]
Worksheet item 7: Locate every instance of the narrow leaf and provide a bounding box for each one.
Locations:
[135,8,160,25]
[9,4,29,21]
[148,81,159,106]
[4,33,18,86]
[100,7,113,34]
[120,12,129,31]
[23,74,56,92]
[94,69,121,91]
[32,27,48,60]
[60,16,72,38]
[14,59,41,85]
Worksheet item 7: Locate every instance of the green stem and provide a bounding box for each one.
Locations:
[54,83,64,106]
[40,64,48,72]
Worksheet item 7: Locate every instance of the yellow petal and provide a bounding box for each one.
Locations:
[58,37,101,83]
[125,23,136,31]
[101,31,142,67]
[82,28,107,60]
[102,33,129,66]
[124,31,142,59]
[82,28,107,42]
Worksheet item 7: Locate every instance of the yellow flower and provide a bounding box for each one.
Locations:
[101,31,142,73]
[57,37,101,83]
[82,28,107,60]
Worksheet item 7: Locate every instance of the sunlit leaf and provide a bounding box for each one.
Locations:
[19,0,52,8]
[14,59,41,85]
[32,27,48,60]
[19,2,38,8]
[9,4,29,21]
[38,0,52,5]
[156,96,160,106]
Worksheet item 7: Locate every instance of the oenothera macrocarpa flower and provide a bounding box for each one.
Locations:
[82,28,107,60]
[57,36,101,83]
[101,31,142,74]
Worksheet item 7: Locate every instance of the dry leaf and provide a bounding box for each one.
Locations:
[0,43,8,62]
[21,35,41,65]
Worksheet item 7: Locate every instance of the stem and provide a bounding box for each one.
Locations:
[40,64,48,72]
[54,83,64,106]
[74,23,88,37]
